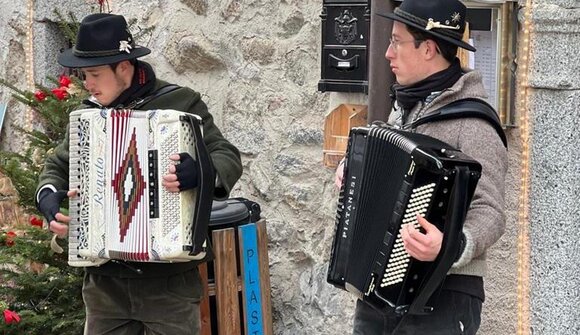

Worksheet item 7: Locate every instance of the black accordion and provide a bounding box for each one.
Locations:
[327,126,482,315]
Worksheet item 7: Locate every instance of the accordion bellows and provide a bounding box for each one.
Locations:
[328,126,482,315]
[68,108,213,267]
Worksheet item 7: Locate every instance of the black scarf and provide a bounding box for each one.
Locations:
[391,58,463,113]
[85,61,156,108]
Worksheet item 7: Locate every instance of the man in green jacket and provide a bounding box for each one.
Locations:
[35,13,242,335]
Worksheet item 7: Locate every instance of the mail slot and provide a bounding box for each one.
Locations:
[319,0,370,93]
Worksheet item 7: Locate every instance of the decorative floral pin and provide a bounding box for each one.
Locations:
[119,40,132,54]
[451,12,461,24]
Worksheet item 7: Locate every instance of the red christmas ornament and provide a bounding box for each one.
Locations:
[34,90,47,101]
[51,87,69,100]
[5,231,16,247]
[58,75,72,88]
[30,216,44,228]
[3,309,21,324]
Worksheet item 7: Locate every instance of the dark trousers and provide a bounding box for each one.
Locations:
[353,290,482,335]
[82,268,202,335]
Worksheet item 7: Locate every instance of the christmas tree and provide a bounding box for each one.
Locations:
[0,224,85,334]
[0,8,85,334]
[0,74,87,210]
[0,73,88,334]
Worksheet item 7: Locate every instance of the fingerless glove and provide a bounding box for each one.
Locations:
[37,189,68,223]
[175,153,199,191]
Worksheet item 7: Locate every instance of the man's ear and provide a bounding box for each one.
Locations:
[118,60,132,73]
[423,40,440,60]
[116,60,135,85]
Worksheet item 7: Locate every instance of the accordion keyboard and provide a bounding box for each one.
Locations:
[381,183,436,288]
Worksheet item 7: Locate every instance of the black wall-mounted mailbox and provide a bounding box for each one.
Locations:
[318,0,370,94]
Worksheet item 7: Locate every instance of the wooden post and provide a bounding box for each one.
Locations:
[213,229,242,335]
[368,0,395,123]
[198,262,212,335]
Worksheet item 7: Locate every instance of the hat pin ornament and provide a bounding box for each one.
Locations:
[119,40,132,54]
[425,18,460,31]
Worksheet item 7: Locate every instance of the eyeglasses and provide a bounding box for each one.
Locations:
[388,38,423,52]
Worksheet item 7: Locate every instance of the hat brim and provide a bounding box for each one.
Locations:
[377,12,476,52]
[57,46,151,68]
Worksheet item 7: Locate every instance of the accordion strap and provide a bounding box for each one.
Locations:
[131,84,181,109]
[409,98,508,148]
[185,115,216,255]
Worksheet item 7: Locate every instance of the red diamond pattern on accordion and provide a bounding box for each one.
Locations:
[111,128,146,245]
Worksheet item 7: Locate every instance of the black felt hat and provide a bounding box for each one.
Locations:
[377,0,476,52]
[58,13,151,68]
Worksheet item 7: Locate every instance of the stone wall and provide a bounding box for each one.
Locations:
[0,1,28,152]
[0,1,29,228]
[527,2,580,334]
[112,2,349,332]
[0,0,578,334]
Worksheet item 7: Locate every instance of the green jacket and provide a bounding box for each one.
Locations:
[36,79,242,277]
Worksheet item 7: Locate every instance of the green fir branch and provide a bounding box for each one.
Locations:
[53,9,79,45]
[0,79,30,97]
[0,227,84,334]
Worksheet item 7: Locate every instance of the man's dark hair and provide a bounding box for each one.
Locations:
[109,58,137,71]
[407,25,459,63]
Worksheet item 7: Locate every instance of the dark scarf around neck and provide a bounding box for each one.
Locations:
[391,58,463,112]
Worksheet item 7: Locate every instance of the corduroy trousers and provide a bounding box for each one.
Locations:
[82,268,202,335]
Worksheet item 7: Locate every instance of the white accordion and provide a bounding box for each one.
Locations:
[68,108,214,267]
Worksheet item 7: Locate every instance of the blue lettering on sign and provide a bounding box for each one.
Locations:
[239,223,264,334]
